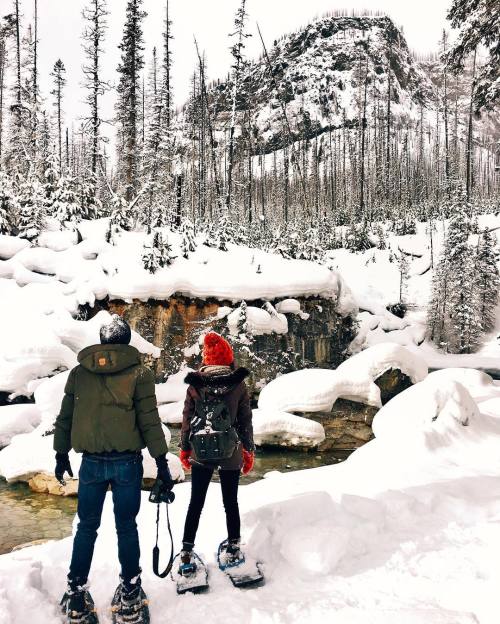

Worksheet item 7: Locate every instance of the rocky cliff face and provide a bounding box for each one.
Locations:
[88,296,357,394]
[208,15,434,152]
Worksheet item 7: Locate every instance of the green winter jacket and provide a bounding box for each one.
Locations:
[53,344,167,458]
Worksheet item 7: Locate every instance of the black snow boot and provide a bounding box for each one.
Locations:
[111,574,150,624]
[219,538,244,569]
[60,581,98,624]
[178,549,197,577]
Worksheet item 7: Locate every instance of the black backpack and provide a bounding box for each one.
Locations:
[189,390,239,462]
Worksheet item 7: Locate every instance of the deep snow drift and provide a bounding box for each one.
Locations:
[1,367,500,623]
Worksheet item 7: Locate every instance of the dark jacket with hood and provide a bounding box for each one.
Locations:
[181,365,255,470]
[53,344,168,458]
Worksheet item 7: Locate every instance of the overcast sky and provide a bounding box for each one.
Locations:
[4,0,454,139]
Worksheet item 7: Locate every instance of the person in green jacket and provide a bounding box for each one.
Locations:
[53,314,173,623]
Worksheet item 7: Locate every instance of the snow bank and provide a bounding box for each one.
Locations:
[0,403,41,447]
[0,428,182,484]
[2,362,499,622]
[252,409,325,448]
[372,375,480,448]
[155,367,192,404]
[258,343,428,413]
[3,227,356,311]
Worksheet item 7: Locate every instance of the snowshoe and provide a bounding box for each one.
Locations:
[217,539,264,589]
[60,589,99,624]
[171,550,209,595]
[110,581,150,624]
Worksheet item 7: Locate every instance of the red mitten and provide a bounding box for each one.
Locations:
[180,450,192,471]
[242,450,255,475]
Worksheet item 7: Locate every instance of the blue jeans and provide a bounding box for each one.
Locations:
[69,452,143,586]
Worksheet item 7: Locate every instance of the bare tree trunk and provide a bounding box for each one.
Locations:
[442,30,450,193]
[359,52,369,221]
[466,48,477,200]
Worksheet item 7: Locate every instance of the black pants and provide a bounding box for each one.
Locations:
[182,465,240,546]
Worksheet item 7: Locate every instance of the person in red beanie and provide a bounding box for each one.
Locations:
[177,332,255,576]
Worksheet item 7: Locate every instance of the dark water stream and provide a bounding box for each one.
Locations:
[0,437,351,555]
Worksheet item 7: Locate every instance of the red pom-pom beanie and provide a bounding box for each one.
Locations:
[202,332,234,366]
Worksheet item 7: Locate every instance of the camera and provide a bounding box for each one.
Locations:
[149,478,175,504]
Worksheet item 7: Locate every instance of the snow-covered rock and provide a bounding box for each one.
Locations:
[252,409,325,448]
[258,343,428,413]
[158,401,184,425]
[227,303,288,336]
[37,230,78,252]
[334,343,428,407]
[0,235,30,260]
[275,298,310,319]
[0,404,41,447]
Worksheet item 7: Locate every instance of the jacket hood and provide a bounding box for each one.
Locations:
[78,344,140,374]
[185,367,250,395]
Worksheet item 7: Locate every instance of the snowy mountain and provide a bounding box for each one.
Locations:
[208,15,434,152]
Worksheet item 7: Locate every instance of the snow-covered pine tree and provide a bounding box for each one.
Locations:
[446,0,500,112]
[116,0,146,203]
[374,223,387,250]
[296,226,326,263]
[180,218,196,259]
[431,186,481,353]
[427,257,448,348]
[345,222,372,252]
[17,173,46,241]
[0,171,15,234]
[110,194,130,231]
[271,225,293,259]
[50,59,66,173]
[50,174,80,226]
[142,230,176,273]
[397,251,410,303]
[235,300,252,344]
[475,229,500,333]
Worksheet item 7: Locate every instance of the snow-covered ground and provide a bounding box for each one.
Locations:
[1,367,500,623]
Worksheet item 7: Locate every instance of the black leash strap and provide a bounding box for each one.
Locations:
[152,502,174,578]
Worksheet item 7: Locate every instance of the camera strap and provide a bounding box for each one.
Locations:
[152,502,174,578]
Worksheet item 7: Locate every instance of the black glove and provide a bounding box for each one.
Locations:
[155,454,175,491]
[55,452,73,485]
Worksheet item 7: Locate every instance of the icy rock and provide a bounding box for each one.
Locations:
[28,473,78,497]
[253,409,325,448]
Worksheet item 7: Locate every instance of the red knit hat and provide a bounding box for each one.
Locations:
[203,332,234,366]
